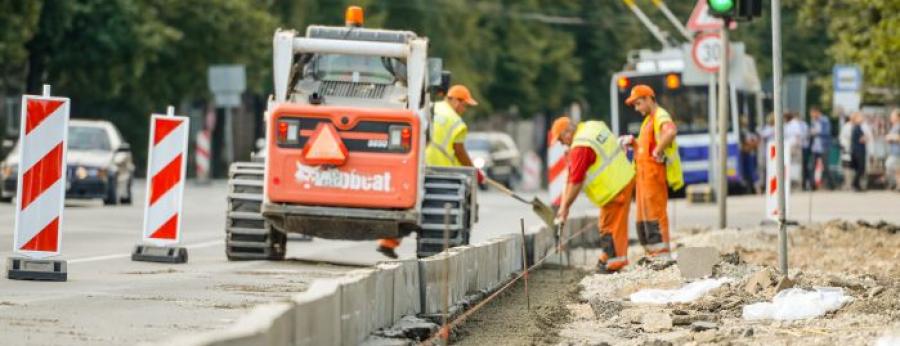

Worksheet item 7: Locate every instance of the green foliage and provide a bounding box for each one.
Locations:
[793,0,899,103]
[0,0,41,93]
[2,0,892,165]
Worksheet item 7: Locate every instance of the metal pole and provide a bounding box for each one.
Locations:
[519,219,530,311]
[440,203,451,345]
[717,23,730,229]
[708,74,717,197]
[652,0,692,41]
[557,223,563,279]
[772,0,789,275]
[224,107,234,165]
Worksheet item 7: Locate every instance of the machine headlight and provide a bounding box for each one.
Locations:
[473,157,486,169]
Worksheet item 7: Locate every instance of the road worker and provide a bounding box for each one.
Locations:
[619,84,683,257]
[377,84,484,258]
[552,117,636,273]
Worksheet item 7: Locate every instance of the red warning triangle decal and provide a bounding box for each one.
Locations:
[302,123,348,166]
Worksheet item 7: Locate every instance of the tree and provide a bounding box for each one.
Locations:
[793,0,899,103]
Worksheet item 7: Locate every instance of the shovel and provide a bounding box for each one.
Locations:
[482,177,557,229]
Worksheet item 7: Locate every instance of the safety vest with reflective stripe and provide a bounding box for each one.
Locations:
[640,107,685,190]
[425,101,466,167]
[571,121,636,207]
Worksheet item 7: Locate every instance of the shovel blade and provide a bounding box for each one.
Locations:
[531,198,557,229]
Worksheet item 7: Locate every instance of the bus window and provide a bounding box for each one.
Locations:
[615,74,717,136]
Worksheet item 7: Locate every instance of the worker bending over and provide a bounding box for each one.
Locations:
[377,85,484,258]
[620,85,684,257]
[552,117,636,273]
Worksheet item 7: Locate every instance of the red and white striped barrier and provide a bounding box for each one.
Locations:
[521,151,542,191]
[13,87,70,258]
[547,141,568,207]
[765,141,791,221]
[142,107,189,245]
[195,107,215,181]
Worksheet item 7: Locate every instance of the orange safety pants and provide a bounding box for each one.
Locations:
[597,178,635,271]
[378,238,400,249]
[635,159,670,256]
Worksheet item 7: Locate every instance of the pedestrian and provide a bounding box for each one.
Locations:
[739,117,760,193]
[376,84,485,258]
[839,115,854,189]
[808,106,834,189]
[849,112,868,191]
[757,113,775,192]
[784,112,807,187]
[551,117,636,273]
[619,85,684,257]
[886,109,900,191]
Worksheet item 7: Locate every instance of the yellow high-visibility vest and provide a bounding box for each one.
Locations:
[571,121,636,207]
[640,107,685,190]
[425,101,467,167]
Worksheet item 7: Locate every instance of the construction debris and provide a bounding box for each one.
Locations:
[629,278,732,304]
[675,247,719,279]
[742,288,852,320]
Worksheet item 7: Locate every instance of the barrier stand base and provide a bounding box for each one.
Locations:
[7,257,68,281]
[760,219,800,227]
[131,245,188,263]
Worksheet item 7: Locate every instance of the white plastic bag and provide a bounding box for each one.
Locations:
[742,287,852,320]
[875,331,900,346]
[629,278,732,304]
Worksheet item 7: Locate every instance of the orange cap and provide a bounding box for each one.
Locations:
[447,85,478,106]
[548,116,572,144]
[625,84,655,106]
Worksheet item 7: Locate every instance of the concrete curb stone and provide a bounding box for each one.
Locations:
[292,279,342,346]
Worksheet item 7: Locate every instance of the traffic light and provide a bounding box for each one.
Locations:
[737,0,763,20]
[707,0,762,21]
[707,0,736,18]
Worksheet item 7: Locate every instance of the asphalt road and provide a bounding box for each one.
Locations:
[0,180,896,345]
[0,180,591,345]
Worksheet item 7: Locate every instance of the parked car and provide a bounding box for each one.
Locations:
[0,119,135,205]
[465,132,521,189]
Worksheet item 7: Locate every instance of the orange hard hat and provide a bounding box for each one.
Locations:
[548,116,572,144]
[625,84,655,106]
[447,85,478,106]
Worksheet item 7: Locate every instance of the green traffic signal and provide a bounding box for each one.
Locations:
[709,0,735,14]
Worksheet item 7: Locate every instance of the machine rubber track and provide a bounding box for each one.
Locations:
[225,162,286,260]
[416,171,473,258]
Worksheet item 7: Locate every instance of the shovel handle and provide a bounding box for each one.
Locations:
[483,177,530,204]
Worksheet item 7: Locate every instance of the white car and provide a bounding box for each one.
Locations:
[466,132,521,189]
[0,119,135,205]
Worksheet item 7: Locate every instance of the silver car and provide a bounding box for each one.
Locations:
[466,132,521,189]
[0,119,135,205]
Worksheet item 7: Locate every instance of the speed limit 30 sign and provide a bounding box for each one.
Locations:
[691,33,725,73]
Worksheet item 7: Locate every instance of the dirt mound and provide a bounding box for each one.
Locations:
[555,220,900,345]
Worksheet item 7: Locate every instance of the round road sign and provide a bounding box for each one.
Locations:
[692,33,724,73]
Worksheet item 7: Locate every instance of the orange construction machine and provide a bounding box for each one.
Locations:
[225,7,477,260]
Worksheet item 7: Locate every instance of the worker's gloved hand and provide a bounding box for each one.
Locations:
[617,135,634,150]
[555,205,569,224]
[476,169,486,185]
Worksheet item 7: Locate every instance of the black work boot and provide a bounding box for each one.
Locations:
[595,260,614,274]
[376,245,399,259]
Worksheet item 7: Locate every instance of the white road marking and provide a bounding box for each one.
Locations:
[67,239,223,263]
